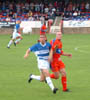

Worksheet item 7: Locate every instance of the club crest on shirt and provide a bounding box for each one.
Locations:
[56,49,61,54]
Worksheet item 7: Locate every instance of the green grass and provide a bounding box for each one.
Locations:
[0,34,90,100]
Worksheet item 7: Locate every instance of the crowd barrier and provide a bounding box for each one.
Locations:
[0,20,90,34]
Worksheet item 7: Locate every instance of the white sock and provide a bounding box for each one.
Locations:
[15,38,21,44]
[31,75,40,81]
[46,77,54,91]
[7,40,13,47]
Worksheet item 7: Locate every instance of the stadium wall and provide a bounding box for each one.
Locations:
[62,20,90,34]
[0,20,90,34]
[0,28,13,34]
[63,27,90,34]
[0,27,90,34]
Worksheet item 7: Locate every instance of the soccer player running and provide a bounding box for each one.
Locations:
[24,34,58,94]
[7,19,22,48]
[40,21,47,41]
[49,31,72,92]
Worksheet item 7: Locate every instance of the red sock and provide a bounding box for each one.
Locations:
[50,74,56,79]
[61,76,67,91]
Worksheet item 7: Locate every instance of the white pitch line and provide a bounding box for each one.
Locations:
[74,46,90,54]
[76,45,89,49]
[77,50,90,54]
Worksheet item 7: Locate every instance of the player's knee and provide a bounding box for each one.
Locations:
[20,37,23,40]
[40,75,45,82]
[55,77,59,79]
[40,79,45,82]
[55,75,59,79]
[61,72,66,76]
[12,39,14,41]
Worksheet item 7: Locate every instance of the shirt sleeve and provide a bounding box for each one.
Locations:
[50,40,56,51]
[61,50,64,55]
[52,44,63,55]
[51,44,57,51]
[16,24,20,30]
[29,44,37,52]
[50,40,52,45]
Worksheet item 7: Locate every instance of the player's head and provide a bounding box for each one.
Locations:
[16,18,21,24]
[18,20,21,24]
[39,34,46,44]
[56,31,62,40]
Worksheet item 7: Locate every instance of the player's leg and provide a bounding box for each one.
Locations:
[7,39,14,48]
[50,71,59,79]
[28,74,41,83]
[7,32,16,48]
[59,68,68,91]
[39,60,58,93]
[28,60,46,83]
[41,69,58,94]
[40,72,46,82]
[41,69,54,90]
[14,34,22,46]
[50,62,60,79]
[28,70,47,83]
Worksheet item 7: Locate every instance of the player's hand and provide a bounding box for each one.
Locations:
[48,57,52,62]
[24,49,30,59]
[53,45,58,53]
[68,54,72,58]
[24,54,28,59]
[55,45,58,49]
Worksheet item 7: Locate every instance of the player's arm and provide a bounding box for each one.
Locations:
[62,52,72,58]
[18,28,23,33]
[24,49,31,59]
[24,44,37,59]
[19,28,23,31]
[53,44,58,53]
[48,49,54,62]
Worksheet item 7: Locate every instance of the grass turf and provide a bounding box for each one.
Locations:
[0,34,90,100]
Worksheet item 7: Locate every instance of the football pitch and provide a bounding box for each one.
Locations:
[0,34,90,100]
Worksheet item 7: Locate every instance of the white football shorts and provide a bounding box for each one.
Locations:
[37,59,50,70]
[12,31,21,39]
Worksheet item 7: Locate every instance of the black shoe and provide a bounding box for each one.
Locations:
[14,42,16,46]
[45,80,47,83]
[63,89,70,92]
[53,88,58,94]
[28,74,33,83]
[7,46,10,48]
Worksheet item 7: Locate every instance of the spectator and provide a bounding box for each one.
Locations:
[73,11,78,18]
[85,2,90,12]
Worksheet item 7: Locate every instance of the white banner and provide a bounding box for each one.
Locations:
[20,21,42,34]
[63,20,90,28]
[20,21,42,28]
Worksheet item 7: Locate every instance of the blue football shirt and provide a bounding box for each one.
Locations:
[29,42,51,60]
